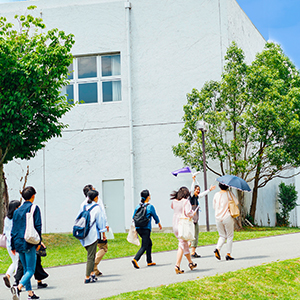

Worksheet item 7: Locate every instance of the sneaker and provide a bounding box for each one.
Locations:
[191,252,201,258]
[37,282,48,289]
[132,259,140,269]
[90,274,98,282]
[94,270,103,276]
[28,293,40,299]
[3,275,11,288]
[11,286,20,300]
[147,262,156,266]
[84,275,98,284]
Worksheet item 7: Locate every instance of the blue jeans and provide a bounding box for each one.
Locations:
[18,246,36,291]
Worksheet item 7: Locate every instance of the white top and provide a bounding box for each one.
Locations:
[81,197,108,227]
[78,200,106,247]
[213,190,239,222]
[3,217,12,248]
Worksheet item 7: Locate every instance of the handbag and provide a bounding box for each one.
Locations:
[228,191,240,218]
[36,244,47,257]
[178,200,195,241]
[24,204,41,245]
[0,234,7,248]
[127,224,140,246]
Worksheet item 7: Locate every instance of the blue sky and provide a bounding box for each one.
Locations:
[1,0,299,69]
[237,0,300,69]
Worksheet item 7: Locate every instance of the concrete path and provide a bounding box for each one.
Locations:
[1,233,299,300]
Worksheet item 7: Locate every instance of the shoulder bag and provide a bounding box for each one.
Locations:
[0,234,7,248]
[228,191,240,218]
[24,204,41,245]
[178,200,195,241]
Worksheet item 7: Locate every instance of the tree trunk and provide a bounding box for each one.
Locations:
[250,182,259,221]
[0,162,9,233]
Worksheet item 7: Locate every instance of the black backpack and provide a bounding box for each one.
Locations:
[133,203,150,227]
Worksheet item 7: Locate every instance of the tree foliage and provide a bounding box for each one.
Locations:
[276,182,298,227]
[0,7,75,231]
[173,42,300,221]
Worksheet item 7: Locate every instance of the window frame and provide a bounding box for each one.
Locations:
[66,53,122,105]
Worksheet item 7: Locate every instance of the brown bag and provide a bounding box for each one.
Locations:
[228,191,240,218]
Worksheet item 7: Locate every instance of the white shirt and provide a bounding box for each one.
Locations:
[3,217,12,248]
[78,200,106,247]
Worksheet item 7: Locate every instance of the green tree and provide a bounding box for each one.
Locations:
[0,7,75,231]
[173,42,300,222]
[276,182,298,226]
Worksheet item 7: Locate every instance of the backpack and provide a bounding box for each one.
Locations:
[73,204,98,240]
[133,203,150,227]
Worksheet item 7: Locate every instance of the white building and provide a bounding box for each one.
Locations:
[2,0,298,232]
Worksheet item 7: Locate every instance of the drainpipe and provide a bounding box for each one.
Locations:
[125,1,134,213]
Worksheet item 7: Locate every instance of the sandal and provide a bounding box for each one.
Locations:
[175,265,184,274]
[188,262,197,270]
[214,248,221,260]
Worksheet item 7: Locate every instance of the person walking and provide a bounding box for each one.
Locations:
[14,241,48,289]
[213,183,239,260]
[10,186,41,300]
[171,186,197,274]
[190,176,216,258]
[131,190,162,269]
[2,200,21,289]
[83,184,109,277]
[77,190,106,283]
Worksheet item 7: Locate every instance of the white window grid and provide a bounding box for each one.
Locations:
[68,54,121,104]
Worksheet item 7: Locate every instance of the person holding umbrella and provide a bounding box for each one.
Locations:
[213,175,250,260]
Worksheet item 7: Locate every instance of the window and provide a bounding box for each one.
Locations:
[64,54,121,104]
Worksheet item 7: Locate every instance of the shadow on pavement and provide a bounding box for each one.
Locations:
[236,255,269,260]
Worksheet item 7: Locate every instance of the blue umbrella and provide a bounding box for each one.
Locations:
[216,175,251,192]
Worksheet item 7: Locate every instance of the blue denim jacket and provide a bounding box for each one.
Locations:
[11,201,42,252]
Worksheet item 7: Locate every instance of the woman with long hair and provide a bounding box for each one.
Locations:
[213,183,239,260]
[171,187,197,274]
[3,200,21,289]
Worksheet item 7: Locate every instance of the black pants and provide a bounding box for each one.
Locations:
[134,228,152,263]
[15,254,48,284]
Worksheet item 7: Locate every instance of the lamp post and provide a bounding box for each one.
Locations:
[196,120,210,232]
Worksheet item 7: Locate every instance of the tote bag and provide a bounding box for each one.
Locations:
[24,204,41,245]
[127,224,140,246]
[228,191,240,218]
[0,234,7,248]
[178,200,195,241]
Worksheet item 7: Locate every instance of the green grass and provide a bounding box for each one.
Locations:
[104,258,300,299]
[0,227,299,274]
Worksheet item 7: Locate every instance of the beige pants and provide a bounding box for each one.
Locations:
[94,242,108,272]
[190,223,199,248]
[216,215,234,254]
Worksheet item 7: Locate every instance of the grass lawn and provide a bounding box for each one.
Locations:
[104,258,300,299]
[0,227,299,274]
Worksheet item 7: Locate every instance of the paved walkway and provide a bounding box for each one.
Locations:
[1,233,300,300]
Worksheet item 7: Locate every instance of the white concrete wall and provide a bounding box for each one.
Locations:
[2,0,278,233]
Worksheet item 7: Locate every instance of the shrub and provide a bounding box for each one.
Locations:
[276,183,298,226]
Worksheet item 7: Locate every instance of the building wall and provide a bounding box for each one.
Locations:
[1,0,279,233]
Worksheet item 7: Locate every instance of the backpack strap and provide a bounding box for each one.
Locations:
[88,204,99,227]
[88,204,98,212]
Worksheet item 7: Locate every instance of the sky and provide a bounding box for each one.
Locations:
[237,0,300,69]
[1,0,299,69]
